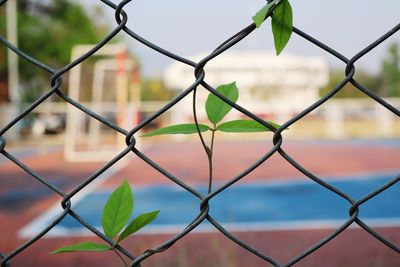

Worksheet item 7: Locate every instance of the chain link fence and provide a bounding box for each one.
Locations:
[1,0,399,266]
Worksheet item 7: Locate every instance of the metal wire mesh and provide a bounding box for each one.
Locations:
[0,0,399,266]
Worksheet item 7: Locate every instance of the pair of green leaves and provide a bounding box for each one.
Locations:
[52,181,159,254]
[252,0,293,55]
[142,82,280,137]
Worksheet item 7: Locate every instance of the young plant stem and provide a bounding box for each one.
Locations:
[192,88,209,153]
[192,88,216,194]
[192,88,213,193]
[207,127,216,193]
[113,247,129,267]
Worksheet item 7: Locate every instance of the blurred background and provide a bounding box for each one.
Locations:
[0,0,399,144]
[0,1,399,266]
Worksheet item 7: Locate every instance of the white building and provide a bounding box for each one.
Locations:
[164,51,329,122]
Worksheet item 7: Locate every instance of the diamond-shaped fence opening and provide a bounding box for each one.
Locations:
[0,0,399,266]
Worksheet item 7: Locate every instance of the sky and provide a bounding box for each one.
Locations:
[86,0,400,78]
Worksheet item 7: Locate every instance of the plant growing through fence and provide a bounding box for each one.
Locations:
[141,0,292,193]
[143,82,281,192]
[2,0,397,265]
[51,181,159,267]
[50,1,289,263]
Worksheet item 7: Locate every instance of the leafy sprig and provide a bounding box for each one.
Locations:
[252,0,293,55]
[143,82,281,193]
[142,82,280,137]
[52,181,159,267]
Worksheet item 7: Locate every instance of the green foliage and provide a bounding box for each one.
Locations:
[117,211,160,243]
[271,0,293,55]
[102,181,134,240]
[324,42,400,98]
[217,119,279,132]
[252,1,276,28]
[51,242,111,254]
[143,82,282,195]
[205,82,239,124]
[381,43,400,97]
[17,0,105,69]
[142,124,210,136]
[141,79,175,101]
[0,0,108,102]
[321,69,381,98]
[143,82,281,137]
[52,181,159,255]
[253,0,293,55]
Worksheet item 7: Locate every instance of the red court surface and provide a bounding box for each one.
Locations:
[0,140,399,266]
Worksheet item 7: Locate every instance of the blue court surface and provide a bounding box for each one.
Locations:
[20,173,399,237]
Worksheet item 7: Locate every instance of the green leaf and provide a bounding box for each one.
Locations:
[252,1,276,28]
[50,242,111,254]
[117,210,160,243]
[141,124,210,137]
[102,181,133,240]
[205,82,239,124]
[271,0,293,55]
[217,119,281,133]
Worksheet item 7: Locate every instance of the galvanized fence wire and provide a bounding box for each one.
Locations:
[0,0,399,266]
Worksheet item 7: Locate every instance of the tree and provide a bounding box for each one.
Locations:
[381,42,400,97]
[320,69,380,98]
[141,78,174,101]
[0,0,108,102]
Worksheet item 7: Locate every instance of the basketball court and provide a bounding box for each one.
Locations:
[1,139,399,266]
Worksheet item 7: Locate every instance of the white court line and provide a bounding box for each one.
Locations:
[31,218,400,238]
[18,160,128,239]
